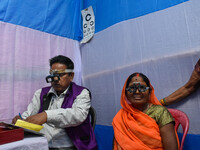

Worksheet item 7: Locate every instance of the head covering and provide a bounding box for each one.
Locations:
[112,77,163,150]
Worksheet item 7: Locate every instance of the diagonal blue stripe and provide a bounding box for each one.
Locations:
[0,0,188,41]
[0,0,82,41]
[94,0,189,33]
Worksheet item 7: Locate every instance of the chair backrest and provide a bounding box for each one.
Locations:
[168,108,189,150]
[89,106,97,130]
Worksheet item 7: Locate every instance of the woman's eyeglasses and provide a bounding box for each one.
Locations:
[126,82,149,93]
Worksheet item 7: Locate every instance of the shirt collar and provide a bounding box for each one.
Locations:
[48,86,70,97]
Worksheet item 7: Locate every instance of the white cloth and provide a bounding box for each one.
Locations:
[0,136,48,150]
[22,87,91,148]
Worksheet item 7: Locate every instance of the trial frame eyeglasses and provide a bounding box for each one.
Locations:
[126,82,150,93]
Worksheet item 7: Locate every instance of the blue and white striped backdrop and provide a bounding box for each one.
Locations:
[1,0,200,149]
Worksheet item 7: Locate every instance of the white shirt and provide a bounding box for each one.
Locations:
[22,86,91,148]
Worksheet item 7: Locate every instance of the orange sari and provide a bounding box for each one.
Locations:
[112,79,166,150]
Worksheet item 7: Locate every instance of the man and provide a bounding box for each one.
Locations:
[160,58,200,106]
[12,55,98,150]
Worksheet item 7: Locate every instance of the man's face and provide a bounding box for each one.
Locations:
[50,63,74,95]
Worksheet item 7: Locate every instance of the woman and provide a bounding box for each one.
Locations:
[112,73,179,150]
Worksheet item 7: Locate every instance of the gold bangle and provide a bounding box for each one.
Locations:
[160,98,167,106]
[160,99,165,105]
[163,98,167,106]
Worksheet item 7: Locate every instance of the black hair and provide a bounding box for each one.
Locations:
[125,72,152,94]
[49,55,74,69]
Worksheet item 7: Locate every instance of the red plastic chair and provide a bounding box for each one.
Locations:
[168,108,189,150]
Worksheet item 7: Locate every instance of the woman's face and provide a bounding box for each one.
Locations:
[126,76,150,107]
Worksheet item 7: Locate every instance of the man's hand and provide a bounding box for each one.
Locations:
[163,58,200,105]
[187,58,200,89]
[12,115,22,124]
[195,59,200,74]
[25,112,47,125]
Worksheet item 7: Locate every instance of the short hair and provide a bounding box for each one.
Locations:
[49,55,74,69]
[125,72,152,94]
